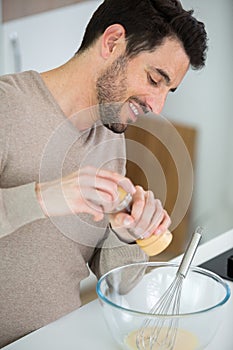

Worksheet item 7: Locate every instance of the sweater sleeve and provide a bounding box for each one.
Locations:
[0,182,46,238]
[0,88,46,238]
[89,228,149,280]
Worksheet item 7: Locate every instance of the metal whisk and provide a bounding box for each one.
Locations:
[136,226,203,350]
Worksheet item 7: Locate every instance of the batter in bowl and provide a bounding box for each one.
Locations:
[125,327,199,350]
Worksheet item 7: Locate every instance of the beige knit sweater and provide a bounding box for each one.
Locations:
[0,71,147,347]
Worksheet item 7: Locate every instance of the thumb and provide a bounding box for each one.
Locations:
[112,212,134,228]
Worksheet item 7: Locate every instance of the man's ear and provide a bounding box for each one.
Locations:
[101,24,126,59]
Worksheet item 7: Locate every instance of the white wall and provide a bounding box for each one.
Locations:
[1,0,233,241]
[2,0,102,73]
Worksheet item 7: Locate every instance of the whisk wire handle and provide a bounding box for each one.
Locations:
[177,226,203,278]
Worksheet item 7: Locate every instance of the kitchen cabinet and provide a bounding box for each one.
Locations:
[2,0,86,22]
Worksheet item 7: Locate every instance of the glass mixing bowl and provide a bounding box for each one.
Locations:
[96,262,231,350]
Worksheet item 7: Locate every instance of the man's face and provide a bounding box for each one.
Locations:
[96,37,190,133]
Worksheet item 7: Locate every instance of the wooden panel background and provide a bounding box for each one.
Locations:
[125,117,197,261]
[2,0,86,22]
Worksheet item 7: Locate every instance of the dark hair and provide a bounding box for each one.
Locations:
[77,0,208,69]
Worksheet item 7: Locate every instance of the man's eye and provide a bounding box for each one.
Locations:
[147,73,158,87]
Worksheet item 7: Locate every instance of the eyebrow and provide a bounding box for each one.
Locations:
[149,66,177,92]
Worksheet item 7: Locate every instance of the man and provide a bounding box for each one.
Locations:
[0,0,207,346]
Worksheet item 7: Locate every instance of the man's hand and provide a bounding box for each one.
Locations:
[109,185,171,242]
[36,166,135,221]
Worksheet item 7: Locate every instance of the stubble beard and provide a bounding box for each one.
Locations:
[96,55,129,134]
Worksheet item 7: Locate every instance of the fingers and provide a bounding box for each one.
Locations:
[153,210,171,235]
[76,166,135,213]
[74,166,134,211]
[140,195,166,237]
[78,166,135,195]
[130,186,145,219]
[59,166,136,219]
[112,185,171,240]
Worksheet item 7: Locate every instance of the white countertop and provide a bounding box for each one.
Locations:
[3,229,233,350]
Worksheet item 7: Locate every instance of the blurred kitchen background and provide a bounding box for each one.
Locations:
[0,0,233,252]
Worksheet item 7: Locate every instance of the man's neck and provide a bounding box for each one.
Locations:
[40,53,100,130]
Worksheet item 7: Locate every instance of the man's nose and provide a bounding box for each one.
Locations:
[147,94,167,115]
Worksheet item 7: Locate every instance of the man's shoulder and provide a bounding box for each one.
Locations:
[0,70,40,96]
[0,70,51,118]
[0,71,49,134]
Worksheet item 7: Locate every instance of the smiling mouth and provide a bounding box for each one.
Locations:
[129,102,140,117]
[128,100,150,123]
